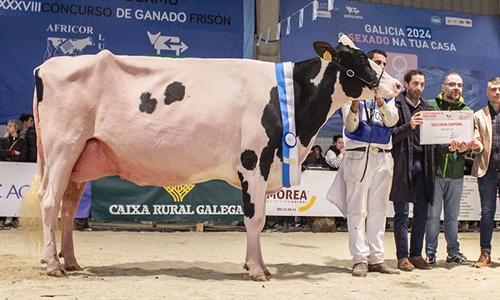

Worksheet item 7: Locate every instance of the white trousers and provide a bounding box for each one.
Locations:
[343,150,393,265]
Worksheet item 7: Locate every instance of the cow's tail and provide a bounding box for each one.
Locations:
[18,154,45,250]
[18,75,46,250]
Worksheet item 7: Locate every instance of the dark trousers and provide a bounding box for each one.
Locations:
[393,160,429,260]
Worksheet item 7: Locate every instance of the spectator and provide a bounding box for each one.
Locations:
[0,119,28,162]
[3,113,33,139]
[303,145,328,168]
[325,134,345,170]
[469,77,500,268]
[19,113,34,138]
[425,73,472,266]
[25,124,37,162]
[329,49,400,277]
[390,69,434,271]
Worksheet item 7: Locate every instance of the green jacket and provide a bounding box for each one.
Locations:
[428,93,471,179]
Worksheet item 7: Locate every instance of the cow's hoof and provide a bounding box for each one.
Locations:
[47,269,67,277]
[264,268,272,276]
[250,274,269,281]
[64,264,82,272]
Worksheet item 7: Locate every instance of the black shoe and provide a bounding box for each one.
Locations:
[426,253,436,266]
[446,253,472,265]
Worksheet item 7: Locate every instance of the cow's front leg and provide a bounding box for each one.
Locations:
[238,171,270,281]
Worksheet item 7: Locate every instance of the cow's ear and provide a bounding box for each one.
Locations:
[313,41,335,61]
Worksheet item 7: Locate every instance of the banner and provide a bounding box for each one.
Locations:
[91,176,244,222]
[0,0,254,124]
[280,0,500,138]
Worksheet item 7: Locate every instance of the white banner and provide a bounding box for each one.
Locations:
[0,162,36,216]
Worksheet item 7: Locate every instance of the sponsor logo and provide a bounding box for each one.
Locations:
[431,15,441,24]
[445,16,472,27]
[147,31,188,56]
[163,184,195,202]
[344,5,363,19]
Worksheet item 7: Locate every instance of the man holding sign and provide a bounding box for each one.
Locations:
[425,73,472,266]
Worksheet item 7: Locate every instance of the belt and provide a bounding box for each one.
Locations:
[347,146,387,154]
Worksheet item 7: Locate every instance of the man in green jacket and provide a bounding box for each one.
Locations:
[425,73,472,266]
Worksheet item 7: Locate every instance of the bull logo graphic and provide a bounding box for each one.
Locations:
[147,31,188,56]
[44,37,95,61]
[163,184,195,202]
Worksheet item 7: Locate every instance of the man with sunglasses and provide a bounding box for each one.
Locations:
[425,73,472,267]
[334,49,400,277]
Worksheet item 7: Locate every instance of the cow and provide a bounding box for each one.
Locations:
[20,35,401,281]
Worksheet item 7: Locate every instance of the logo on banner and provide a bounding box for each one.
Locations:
[445,17,472,27]
[163,184,195,202]
[147,31,189,56]
[44,37,95,60]
[344,6,363,19]
[431,16,442,24]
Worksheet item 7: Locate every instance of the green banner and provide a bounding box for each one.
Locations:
[91,176,244,222]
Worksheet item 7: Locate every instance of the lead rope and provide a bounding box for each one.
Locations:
[359,100,375,183]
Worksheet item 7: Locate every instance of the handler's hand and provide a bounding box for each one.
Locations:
[410,111,424,129]
[350,100,360,113]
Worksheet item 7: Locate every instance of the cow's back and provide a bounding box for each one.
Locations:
[36,50,278,187]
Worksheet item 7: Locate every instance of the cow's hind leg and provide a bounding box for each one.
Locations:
[60,181,87,272]
[238,172,270,281]
[40,173,69,277]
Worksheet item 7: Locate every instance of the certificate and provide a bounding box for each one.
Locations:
[420,110,474,145]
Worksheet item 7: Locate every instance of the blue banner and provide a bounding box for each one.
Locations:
[279,0,500,137]
[0,0,254,124]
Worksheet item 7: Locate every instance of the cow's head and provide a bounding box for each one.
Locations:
[313,35,400,100]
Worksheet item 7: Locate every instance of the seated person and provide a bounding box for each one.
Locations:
[0,119,28,162]
[325,134,345,170]
[303,145,328,168]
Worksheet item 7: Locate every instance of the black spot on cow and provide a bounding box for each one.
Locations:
[34,68,43,103]
[164,81,185,105]
[238,171,255,218]
[139,92,157,114]
[240,150,258,171]
[293,58,336,147]
[259,87,283,181]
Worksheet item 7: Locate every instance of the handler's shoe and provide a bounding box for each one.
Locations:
[368,262,400,275]
[446,253,472,265]
[426,253,436,266]
[472,250,491,268]
[397,257,415,271]
[408,256,432,270]
[352,262,368,277]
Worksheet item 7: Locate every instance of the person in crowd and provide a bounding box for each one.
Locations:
[0,119,29,227]
[3,113,33,139]
[0,119,28,162]
[325,134,345,170]
[19,113,34,138]
[390,69,435,271]
[425,73,472,266]
[336,49,400,277]
[24,123,37,162]
[303,145,328,168]
[469,77,500,268]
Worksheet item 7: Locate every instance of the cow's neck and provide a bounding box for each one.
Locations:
[292,57,340,149]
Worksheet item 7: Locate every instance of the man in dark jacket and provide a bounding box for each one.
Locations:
[390,70,435,271]
[425,73,472,266]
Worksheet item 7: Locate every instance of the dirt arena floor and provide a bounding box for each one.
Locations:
[1,222,499,299]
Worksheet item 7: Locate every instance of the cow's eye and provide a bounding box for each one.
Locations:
[359,55,367,64]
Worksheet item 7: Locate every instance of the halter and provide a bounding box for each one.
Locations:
[329,58,384,95]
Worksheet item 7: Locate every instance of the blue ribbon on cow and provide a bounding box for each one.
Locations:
[275,62,301,187]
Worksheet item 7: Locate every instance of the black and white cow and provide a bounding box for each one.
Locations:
[21,35,400,281]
